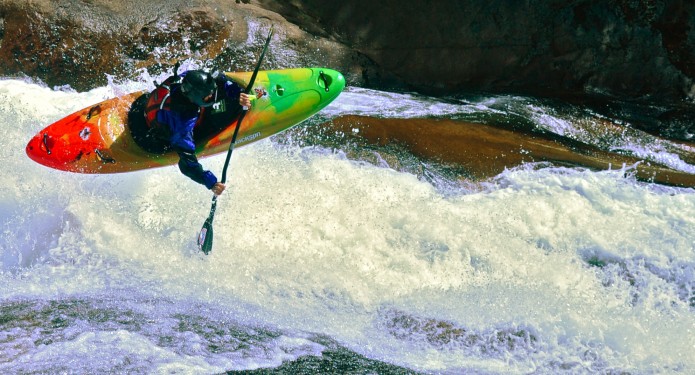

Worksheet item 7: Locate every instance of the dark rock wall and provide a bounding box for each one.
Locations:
[1,0,693,103]
[257,0,695,101]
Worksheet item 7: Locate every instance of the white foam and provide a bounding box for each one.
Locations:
[1,79,694,373]
[522,100,695,174]
[323,86,496,118]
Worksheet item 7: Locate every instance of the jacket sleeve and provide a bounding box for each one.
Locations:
[157,107,218,189]
[156,109,197,152]
[176,148,218,189]
[217,75,244,99]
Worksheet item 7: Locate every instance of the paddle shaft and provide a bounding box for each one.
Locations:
[199,26,274,253]
[221,26,275,184]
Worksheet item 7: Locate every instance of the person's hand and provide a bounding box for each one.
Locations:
[239,93,252,108]
[211,182,226,196]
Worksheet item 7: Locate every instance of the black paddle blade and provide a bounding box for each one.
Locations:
[198,218,214,255]
[199,197,218,254]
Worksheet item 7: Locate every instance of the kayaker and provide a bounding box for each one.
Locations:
[142,69,252,196]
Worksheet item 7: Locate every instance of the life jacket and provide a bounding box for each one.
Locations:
[144,75,206,130]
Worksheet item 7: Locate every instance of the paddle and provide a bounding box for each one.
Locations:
[198,25,275,255]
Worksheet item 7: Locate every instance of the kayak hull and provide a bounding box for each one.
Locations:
[26,68,345,173]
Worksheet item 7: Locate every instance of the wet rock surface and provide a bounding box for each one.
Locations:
[316,115,695,188]
[0,0,694,139]
[259,0,695,99]
[0,0,373,91]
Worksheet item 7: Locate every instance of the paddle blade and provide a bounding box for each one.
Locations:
[198,219,214,255]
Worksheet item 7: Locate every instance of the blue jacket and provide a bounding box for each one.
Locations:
[155,72,243,189]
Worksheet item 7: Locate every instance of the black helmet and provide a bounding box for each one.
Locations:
[181,70,216,107]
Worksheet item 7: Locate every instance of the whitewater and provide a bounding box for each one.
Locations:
[1,77,694,374]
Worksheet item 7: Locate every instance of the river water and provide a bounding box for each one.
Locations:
[0,75,694,374]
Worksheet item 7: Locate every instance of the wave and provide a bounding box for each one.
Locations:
[1,78,694,373]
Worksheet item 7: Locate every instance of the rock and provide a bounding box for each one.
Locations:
[0,0,693,136]
[320,115,695,188]
[0,0,377,91]
[257,0,695,100]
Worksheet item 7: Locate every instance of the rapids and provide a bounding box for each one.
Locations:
[1,77,694,374]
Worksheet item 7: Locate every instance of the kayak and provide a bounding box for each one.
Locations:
[26,68,345,173]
